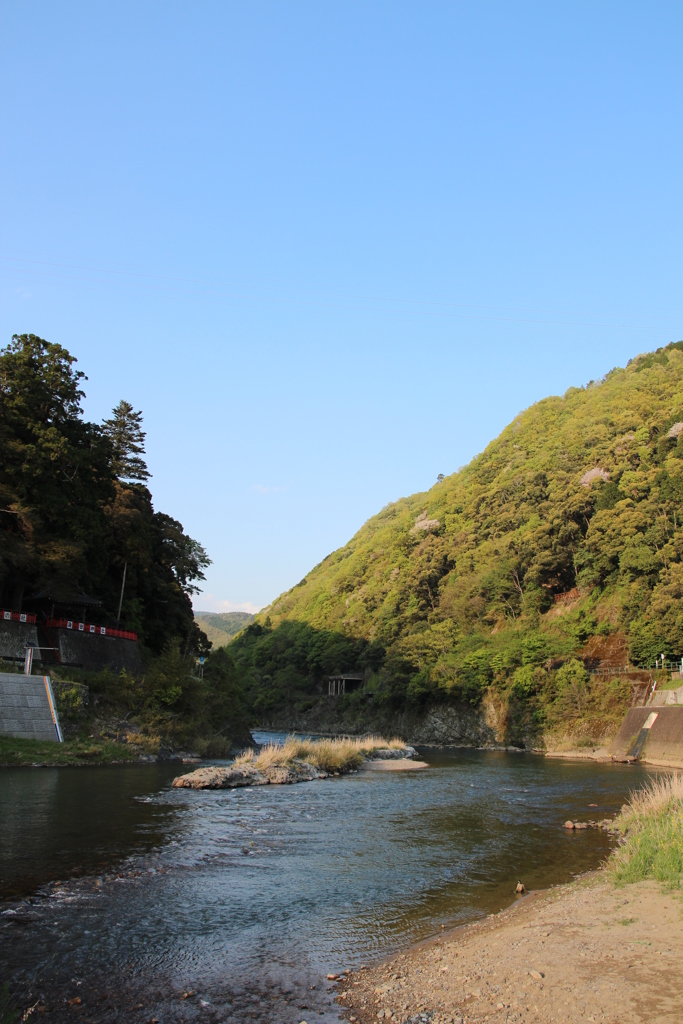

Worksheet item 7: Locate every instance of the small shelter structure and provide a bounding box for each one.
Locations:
[328,672,364,696]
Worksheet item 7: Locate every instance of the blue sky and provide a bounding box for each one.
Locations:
[2,2,682,613]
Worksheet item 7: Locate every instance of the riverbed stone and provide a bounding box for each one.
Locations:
[368,746,416,760]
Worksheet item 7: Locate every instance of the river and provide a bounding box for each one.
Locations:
[0,743,649,1023]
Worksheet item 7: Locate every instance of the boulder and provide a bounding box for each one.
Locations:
[172,759,325,790]
[368,746,415,760]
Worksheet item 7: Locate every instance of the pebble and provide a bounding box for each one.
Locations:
[529,969,544,980]
[564,820,575,829]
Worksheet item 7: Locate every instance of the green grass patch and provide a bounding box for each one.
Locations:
[0,735,139,766]
[610,773,683,888]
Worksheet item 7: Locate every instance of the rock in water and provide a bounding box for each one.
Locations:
[369,746,415,760]
[172,760,325,789]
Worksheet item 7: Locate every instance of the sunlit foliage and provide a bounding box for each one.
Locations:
[233,342,683,725]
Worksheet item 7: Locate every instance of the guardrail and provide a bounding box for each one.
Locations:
[588,667,649,675]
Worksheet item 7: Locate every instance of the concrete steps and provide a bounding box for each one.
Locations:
[0,672,62,742]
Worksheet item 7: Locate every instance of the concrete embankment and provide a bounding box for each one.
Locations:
[609,705,683,768]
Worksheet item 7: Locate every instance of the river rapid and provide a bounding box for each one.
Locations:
[0,743,649,1023]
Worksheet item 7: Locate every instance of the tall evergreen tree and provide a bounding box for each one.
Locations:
[102,400,150,482]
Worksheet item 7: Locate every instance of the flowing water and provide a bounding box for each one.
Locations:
[0,744,650,1023]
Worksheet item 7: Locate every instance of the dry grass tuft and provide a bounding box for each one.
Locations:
[234,734,406,774]
[617,773,683,828]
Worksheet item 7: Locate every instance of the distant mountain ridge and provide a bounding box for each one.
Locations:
[195,611,255,649]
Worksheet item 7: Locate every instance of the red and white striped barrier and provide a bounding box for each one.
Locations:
[1,609,37,624]
[46,618,138,642]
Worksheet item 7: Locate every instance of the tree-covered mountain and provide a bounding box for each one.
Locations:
[0,334,210,654]
[232,342,683,732]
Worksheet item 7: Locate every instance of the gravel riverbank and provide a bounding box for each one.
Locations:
[333,874,683,1024]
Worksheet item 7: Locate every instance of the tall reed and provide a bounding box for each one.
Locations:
[234,734,405,773]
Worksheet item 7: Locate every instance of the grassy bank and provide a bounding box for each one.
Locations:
[0,734,142,766]
[234,734,406,774]
[0,641,253,763]
[610,772,683,887]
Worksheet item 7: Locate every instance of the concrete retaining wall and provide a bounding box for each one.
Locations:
[51,628,143,673]
[0,672,62,742]
[0,620,142,673]
[0,621,41,663]
[609,706,683,767]
[650,685,683,706]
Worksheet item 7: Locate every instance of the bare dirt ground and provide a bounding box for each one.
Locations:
[333,875,683,1024]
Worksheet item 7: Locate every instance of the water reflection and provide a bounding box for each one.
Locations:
[0,749,650,1023]
[0,764,180,897]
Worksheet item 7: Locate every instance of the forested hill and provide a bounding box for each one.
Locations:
[232,342,683,721]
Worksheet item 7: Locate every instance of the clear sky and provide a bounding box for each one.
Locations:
[2,3,682,613]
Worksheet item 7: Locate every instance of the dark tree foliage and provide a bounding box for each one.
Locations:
[0,334,210,654]
[230,620,384,716]
[0,334,113,608]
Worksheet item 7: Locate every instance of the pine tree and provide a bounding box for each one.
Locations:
[102,400,150,482]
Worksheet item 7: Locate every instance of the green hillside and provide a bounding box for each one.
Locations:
[195,611,255,648]
[232,342,683,740]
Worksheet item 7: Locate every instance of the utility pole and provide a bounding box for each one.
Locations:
[116,561,127,626]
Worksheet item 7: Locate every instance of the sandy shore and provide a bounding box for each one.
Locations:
[361,758,429,771]
[333,875,683,1024]
[542,747,613,761]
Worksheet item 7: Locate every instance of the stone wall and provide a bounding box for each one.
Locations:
[256,694,518,748]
